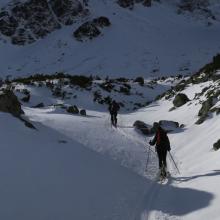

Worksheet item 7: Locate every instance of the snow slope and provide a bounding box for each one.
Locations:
[1,0,220,78]
[0,70,220,219]
[15,75,219,220]
[0,112,154,220]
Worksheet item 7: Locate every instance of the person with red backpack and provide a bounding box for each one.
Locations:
[108,100,120,127]
[149,124,171,178]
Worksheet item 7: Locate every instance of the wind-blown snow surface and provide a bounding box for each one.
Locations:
[0,0,220,78]
[0,77,219,219]
[16,79,220,220]
[0,112,153,220]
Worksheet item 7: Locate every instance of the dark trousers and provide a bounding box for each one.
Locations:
[157,148,167,169]
[110,113,117,126]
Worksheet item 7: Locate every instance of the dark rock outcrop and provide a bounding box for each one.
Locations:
[196,97,213,124]
[134,77,144,86]
[178,0,216,21]
[198,97,213,117]
[0,90,24,117]
[74,16,111,41]
[173,93,190,107]
[74,22,101,40]
[213,139,220,151]
[117,0,151,8]
[80,109,86,116]
[0,0,86,45]
[49,0,83,25]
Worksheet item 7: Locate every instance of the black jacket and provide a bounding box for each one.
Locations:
[109,101,120,114]
[150,127,170,151]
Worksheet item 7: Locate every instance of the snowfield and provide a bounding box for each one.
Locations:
[0,0,220,219]
[1,77,220,219]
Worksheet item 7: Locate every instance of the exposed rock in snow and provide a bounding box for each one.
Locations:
[133,120,152,135]
[0,0,86,45]
[0,89,24,116]
[74,16,111,41]
[117,0,152,9]
[173,93,190,107]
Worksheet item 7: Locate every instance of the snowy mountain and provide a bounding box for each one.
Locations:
[0,0,220,78]
[0,56,220,219]
[1,0,220,219]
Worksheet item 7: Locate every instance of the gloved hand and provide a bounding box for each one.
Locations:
[149,140,152,145]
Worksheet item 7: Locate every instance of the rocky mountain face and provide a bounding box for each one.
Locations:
[117,0,219,22]
[0,0,219,46]
[177,0,218,21]
[117,0,152,8]
[0,0,87,45]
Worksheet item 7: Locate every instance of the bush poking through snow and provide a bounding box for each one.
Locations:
[67,105,79,114]
[173,93,190,107]
[213,139,220,151]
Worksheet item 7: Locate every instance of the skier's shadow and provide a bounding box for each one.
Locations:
[137,178,214,218]
[172,170,220,183]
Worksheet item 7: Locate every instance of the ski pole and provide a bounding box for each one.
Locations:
[145,144,151,172]
[145,144,156,155]
[169,152,180,174]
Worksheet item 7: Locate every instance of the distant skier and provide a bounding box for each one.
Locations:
[149,124,171,178]
[108,100,120,127]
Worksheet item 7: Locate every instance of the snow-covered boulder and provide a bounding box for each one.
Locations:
[133,120,152,135]
[159,120,179,132]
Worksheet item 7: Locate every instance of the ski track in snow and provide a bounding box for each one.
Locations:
[24,107,182,220]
